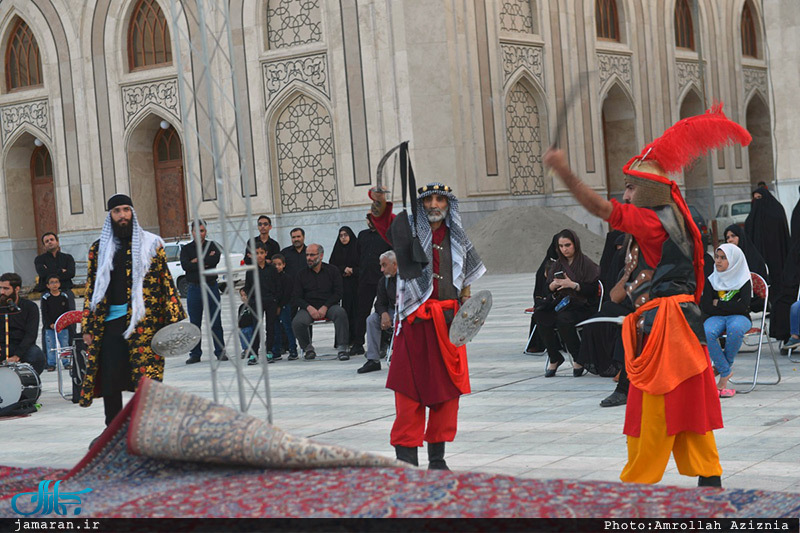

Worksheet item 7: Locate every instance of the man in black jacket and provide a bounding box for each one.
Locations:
[181,220,226,364]
[280,227,308,279]
[358,251,397,374]
[350,217,392,356]
[243,215,281,266]
[291,244,349,360]
[34,233,76,294]
[0,272,45,374]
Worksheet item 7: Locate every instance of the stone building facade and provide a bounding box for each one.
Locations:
[0,0,781,283]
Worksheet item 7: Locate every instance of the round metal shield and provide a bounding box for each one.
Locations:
[151,322,202,357]
[449,290,493,347]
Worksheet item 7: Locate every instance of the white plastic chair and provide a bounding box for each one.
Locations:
[729,272,781,394]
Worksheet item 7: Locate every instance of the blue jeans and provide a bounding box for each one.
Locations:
[239,325,255,355]
[790,301,800,336]
[44,328,70,367]
[187,282,225,359]
[273,306,297,355]
[704,314,751,378]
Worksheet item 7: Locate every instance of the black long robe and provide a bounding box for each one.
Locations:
[745,187,790,287]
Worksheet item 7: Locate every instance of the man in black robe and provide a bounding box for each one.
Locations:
[349,216,391,356]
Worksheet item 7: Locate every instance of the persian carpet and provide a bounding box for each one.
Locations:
[2,379,800,518]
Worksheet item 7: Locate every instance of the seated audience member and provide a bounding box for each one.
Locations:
[701,244,752,398]
[526,234,560,354]
[237,288,256,359]
[329,226,359,347]
[41,274,74,371]
[534,229,600,377]
[271,254,298,360]
[770,239,800,343]
[0,273,45,374]
[291,244,350,361]
[575,233,632,378]
[724,224,768,312]
[357,251,396,374]
[783,301,800,350]
[244,242,280,364]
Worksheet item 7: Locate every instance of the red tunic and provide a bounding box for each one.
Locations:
[607,200,722,436]
[370,206,465,407]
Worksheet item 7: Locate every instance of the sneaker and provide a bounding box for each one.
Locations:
[288,352,299,361]
[240,351,248,359]
[338,351,350,361]
[784,337,800,348]
[357,359,381,374]
[271,352,283,361]
[304,349,317,360]
[348,344,365,356]
[217,353,229,362]
[247,355,258,366]
[599,391,627,407]
[185,356,201,365]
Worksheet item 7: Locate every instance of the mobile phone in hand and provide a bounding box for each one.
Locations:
[554,271,565,279]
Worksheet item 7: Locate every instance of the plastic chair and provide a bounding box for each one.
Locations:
[729,273,781,394]
[535,281,604,372]
[52,310,83,401]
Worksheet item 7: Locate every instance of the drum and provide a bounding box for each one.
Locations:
[0,363,42,414]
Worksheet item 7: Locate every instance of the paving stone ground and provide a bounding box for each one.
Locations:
[4,273,800,492]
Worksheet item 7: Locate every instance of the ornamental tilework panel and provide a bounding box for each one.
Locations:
[597,52,632,94]
[0,99,50,145]
[275,94,338,212]
[121,78,180,128]
[499,0,534,34]
[501,43,544,86]
[505,82,544,195]
[743,67,768,101]
[267,0,323,49]
[262,54,328,104]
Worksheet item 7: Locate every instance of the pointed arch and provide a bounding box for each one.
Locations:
[740,0,759,59]
[600,81,636,198]
[503,73,548,196]
[267,87,338,213]
[127,0,173,70]
[5,16,43,91]
[745,91,773,188]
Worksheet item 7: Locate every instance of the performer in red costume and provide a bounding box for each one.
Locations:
[544,105,751,486]
[369,182,485,469]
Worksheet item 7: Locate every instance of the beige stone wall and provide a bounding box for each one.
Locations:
[0,0,790,284]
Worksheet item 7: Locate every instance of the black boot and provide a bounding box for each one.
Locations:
[427,442,450,470]
[698,475,722,487]
[394,445,418,466]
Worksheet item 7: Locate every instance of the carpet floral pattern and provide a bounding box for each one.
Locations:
[2,379,800,518]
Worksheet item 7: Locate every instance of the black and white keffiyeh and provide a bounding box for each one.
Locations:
[396,183,486,320]
[90,208,164,338]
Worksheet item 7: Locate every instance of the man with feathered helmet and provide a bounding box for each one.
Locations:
[369,181,485,470]
[544,104,752,487]
[81,194,186,438]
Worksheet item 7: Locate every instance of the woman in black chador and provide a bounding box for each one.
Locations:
[745,186,789,287]
[329,226,359,346]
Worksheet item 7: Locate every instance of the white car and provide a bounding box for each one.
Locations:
[164,240,245,297]
[714,199,751,235]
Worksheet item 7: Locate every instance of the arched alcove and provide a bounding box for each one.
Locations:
[126,113,187,237]
[746,93,773,188]
[270,91,338,213]
[601,82,636,200]
[679,88,712,219]
[504,76,547,195]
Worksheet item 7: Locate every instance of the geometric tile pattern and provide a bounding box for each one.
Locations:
[267,0,323,49]
[499,0,534,34]
[505,82,544,195]
[275,94,338,212]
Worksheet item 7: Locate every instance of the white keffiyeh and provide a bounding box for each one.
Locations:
[90,209,163,338]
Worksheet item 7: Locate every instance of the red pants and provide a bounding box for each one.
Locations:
[390,392,459,447]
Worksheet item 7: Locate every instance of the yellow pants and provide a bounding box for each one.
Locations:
[620,391,722,484]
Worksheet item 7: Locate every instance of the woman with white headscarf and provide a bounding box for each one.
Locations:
[701,243,752,398]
